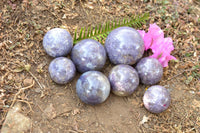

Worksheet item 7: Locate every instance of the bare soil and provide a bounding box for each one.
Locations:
[0,0,200,132]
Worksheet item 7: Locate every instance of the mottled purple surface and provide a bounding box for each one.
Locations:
[48,57,76,84]
[108,65,139,96]
[136,57,163,85]
[43,28,73,57]
[143,85,171,113]
[71,39,106,73]
[105,27,144,65]
[76,71,110,105]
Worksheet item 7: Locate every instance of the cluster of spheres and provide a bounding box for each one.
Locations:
[43,27,171,113]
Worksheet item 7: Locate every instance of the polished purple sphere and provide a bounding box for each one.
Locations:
[108,65,139,96]
[136,57,163,85]
[43,28,73,57]
[105,27,144,65]
[143,85,171,113]
[71,39,106,73]
[76,71,110,105]
[48,57,76,84]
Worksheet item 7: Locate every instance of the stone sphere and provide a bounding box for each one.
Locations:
[136,57,163,85]
[43,28,73,57]
[76,71,110,105]
[108,64,139,96]
[105,27,144,65]
[143,85,171,113]
[48,57,76,84]
[71,39,106,73]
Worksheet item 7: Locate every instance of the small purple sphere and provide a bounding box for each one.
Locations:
[143,85,171,113]
[109,65,139,96]
[136,57,163,85]
[48,57,76,84]
[71,39,106,73]
[105,27,144,65]
[76,71,110,105]
[43,28,73,57]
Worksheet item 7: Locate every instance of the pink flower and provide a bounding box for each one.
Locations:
[137,30,152,50]
[137,30,145,38]
[137,23,176,67]
[150,37,174,55]
[148,23,164,39]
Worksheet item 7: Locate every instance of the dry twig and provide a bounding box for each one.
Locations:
[10,80,35,108]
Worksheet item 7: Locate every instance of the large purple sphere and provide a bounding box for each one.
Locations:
[105,27,144,65]
[108,65,139,96]
[43,28,73,57]
[76,71,110,105]
[143,85,171,113]
[136,57,163,85]
[71,39,107,73]
[48,57,76,84]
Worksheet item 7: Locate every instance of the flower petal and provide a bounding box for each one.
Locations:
[137,23,176,67]
[137,30,146,38]
[148,23,164,39]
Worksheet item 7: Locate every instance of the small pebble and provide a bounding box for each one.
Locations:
[23,77,33,87]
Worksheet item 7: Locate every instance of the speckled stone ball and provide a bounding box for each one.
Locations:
[71,39,107,73]
[143,85,171,113]
[76,71,110,105]
[136,57,163,85]
[48,57,76,84]
[43,28,73,57]
[108,64,139,96]
[105,27,144,65]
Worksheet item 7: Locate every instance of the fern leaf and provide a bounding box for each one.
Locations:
[79,27,83,40]
[104,22,107,33]
[73,13,149,44]
[83,27,86,38]
[74,28,77,41]
[123,18,126,25]
[107,22,110,32]
[98,23,102,34]
[90,27,93,36]
[87,26,91,38]
[94,25,98,35]
[114,19,117,28]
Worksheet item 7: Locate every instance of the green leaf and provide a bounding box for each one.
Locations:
[79,27,83,39]
[83,27,86,38]
[104,22,107,32]
[87,26,91,38]
[74,28,77,41]
[73,13,149,44]
[90,27,93,36]
[98,24,102,34]
[94,25,97,35]
[114,19,117,28]
[13,67,24,73]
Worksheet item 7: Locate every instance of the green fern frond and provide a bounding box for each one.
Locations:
[73,13,149,44]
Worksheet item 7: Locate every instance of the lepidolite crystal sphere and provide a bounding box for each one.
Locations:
[43,28,73,57]
[136,57,163,85]
[108,64,139,96]
[71,39,106,73]
[48,57,76,84]
[76,71,110,105]
[105,27,144,65]
[143,85,171,113]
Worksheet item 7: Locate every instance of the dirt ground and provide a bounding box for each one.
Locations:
[0,0,200,132]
